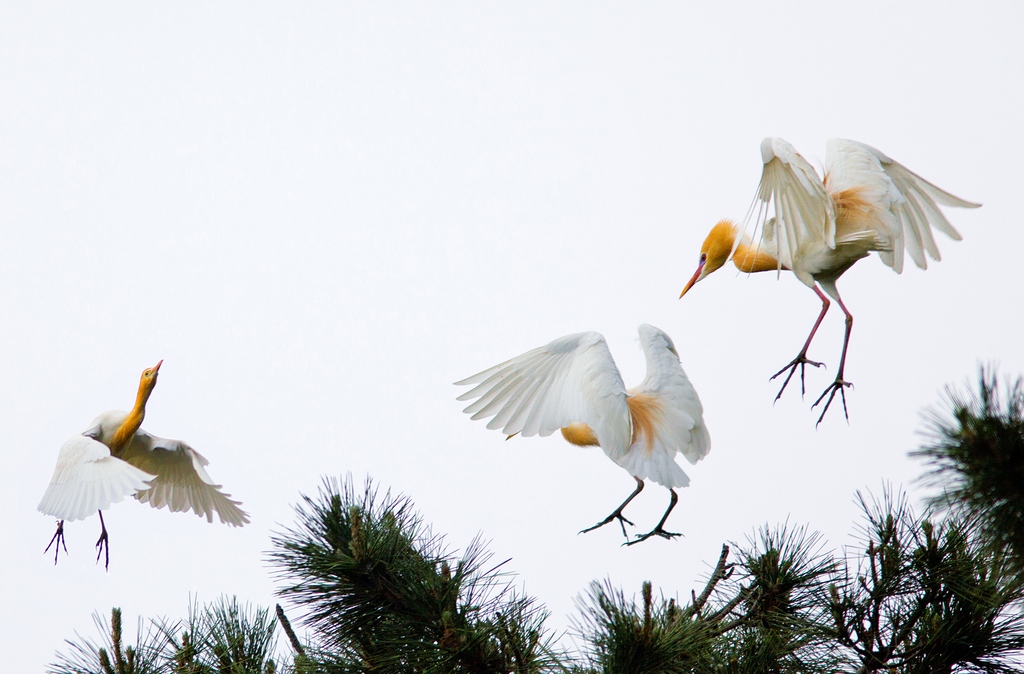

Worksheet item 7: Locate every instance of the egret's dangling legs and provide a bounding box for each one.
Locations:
[771,285,830,400]
[628,489,680,545]
[813,292,854,425]
[580,477,644,541]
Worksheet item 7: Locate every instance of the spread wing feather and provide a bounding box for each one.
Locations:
[455,332,631,456]
[755,138,835,272]
[37,435,155,522]
[456,327,712,490]
[624,325,710,488]
[826,139,980,273]
[118,431,249,527]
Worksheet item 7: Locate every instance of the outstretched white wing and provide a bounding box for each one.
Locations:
[118,431,250,527]
[38,435,155,522]
[455,332,631,457]
[827,139,981,273]
[755,137,835,272]
[617,324,710,489]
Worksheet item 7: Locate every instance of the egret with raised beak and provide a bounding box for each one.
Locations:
[38,360,249,569]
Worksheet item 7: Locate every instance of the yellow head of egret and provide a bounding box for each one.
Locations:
[141,359,163,379]
[138,359,163,392]
[680,220,738,297]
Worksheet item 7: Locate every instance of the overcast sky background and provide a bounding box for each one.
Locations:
[1,2,1021,668]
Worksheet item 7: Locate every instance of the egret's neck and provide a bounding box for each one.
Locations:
[733,240,782,273]
[108,379,156,453]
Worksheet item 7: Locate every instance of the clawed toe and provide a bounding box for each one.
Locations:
[771,354,825,401]
[623,489,681,546]
[582,484,683,546]
[95,530,110,570]
[625,526,681,546]
[580,478,645,541]
[94,511,110,571]
[44,521,68,565]
[813,378,853,426]
[580,511,635,541]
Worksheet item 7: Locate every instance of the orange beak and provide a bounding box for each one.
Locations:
[152,359,164,372]
[680,261,705,298]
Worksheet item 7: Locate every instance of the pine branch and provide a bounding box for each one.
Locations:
[275,604,305,657]
[683,544,732,619]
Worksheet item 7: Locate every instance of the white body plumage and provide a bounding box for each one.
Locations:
[456,324,709,488]
[456,324,709,542]
[752,137,979,288]
[682,138,979,422]
[37,433,155,523]
[38,411,249,527]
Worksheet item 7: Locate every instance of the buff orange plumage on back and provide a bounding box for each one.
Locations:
[625,393,662,453]
[559,394,664,454]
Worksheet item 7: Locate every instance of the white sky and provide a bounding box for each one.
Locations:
[2,2,1021,668]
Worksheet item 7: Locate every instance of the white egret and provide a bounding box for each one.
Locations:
[455,324,710,544]
[38,360,249,569]
[680,138,980,423]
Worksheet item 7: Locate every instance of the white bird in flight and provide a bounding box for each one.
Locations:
[680,138,980,424]
[38,360,249,569]
[455,324,710,544]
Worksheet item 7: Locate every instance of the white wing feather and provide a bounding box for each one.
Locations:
[617,324,710,489]
[118,431,250,527]
[457,327,712,491]
[829,139,980,273]
[756,137,835,273]
[37,435,155,522]
[455,332,631,458]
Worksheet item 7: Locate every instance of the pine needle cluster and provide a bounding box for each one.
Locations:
[572,525,838,674]
[915,366,1024,570]
[48,608,167,674]
[47,599,285,674]
[830,488,1024,672]
[267,476,561,673]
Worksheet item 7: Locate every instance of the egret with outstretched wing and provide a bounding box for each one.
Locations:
[680,138,979,423]
[38,361,248,569]
[456,324,710,544]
